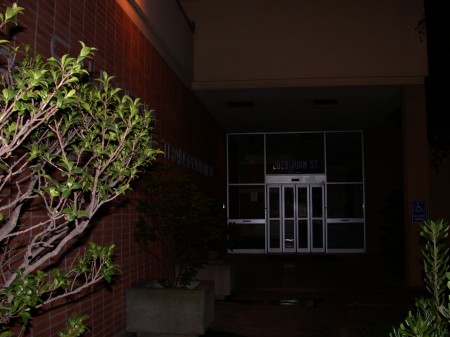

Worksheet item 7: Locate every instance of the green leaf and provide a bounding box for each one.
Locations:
[65,89,76,98]
[77,210,89,218]
[58,313,89,337]
[2,88,13,101]
[4,4,24,21]
[60,186,71,198]
[49,187,60,197]
[79,43,92,58]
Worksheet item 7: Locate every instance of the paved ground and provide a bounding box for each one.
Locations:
[202,254,423,337]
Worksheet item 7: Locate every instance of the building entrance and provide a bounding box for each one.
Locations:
[267,176,325,253]
[227,132,365,253]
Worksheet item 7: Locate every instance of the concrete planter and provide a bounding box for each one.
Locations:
[126,280,215,337]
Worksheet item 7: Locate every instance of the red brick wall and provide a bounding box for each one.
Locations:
[3,0,225,335]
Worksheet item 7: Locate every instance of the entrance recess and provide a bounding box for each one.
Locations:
[267,176,326,253]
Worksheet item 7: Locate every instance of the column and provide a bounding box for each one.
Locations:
[401,84,429,287]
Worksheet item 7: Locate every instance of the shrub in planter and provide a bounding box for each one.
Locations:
[196,220,242,299]
[130,167,220,336]
[134,166,225,288]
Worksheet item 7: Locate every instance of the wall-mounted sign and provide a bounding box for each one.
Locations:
[412,200,427,224]
[271,159,320,171]
[162,140,214,177]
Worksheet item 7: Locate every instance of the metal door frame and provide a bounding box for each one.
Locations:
[266,175,326,253]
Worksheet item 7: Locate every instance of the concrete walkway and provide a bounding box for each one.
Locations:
[202,254,423,337]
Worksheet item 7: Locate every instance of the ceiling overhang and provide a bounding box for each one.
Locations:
[194,85,402,133]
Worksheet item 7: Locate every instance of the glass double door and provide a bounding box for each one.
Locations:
[267,183,325,253]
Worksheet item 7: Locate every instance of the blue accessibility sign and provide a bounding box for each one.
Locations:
[412,200,427,224]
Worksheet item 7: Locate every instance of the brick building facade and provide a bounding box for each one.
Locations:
[2,0,225,335]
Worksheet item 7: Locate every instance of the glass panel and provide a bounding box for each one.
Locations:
[297,220,308,249]
[312,220,323,249]
[311,186,323,217]
[326,132,363,182]
[228,185,265,219]
[327,222,365,249]
[228,134,265,183]
[284,220,295,248]
[284,187,294,218]
[269,220,281,249]
[233,223,266,249]
[297,187,308,218]
[268,187,280,218]
[327,184,364,218]
[266,133,325,175]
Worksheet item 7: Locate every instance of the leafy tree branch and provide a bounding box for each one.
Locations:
[0,3,162,335]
